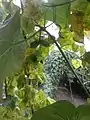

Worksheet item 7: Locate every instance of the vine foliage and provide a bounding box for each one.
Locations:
[0,0,90,119]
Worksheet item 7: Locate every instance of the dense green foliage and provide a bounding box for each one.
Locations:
[0,0,90,119]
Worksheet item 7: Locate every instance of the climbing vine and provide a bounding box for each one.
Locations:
[0,0,90,119]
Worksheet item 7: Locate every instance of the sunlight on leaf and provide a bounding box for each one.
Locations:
[72,59,82,69]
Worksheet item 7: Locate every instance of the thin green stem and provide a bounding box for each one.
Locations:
[12,30,40,46]
[45,22,54,28]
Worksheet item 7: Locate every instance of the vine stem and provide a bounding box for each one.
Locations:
[12,23,53,46]
[12,29,40,46]
[44,28,90,98]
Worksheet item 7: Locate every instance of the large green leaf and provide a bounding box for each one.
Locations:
[0,9,26,81]
[31,100,76,120]
[80,116,90,120]
[77,104,90,119]
[31,100,90,120]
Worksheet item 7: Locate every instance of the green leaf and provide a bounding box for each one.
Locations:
[70,0,88,43]
[31,100,76,120]
[37,46,49,60]
[30,40,40,48]
[70,10,84,43]
[59,29,74,46]
[72,42,79,52]
[2,1,11,13]
[17,74,25,89]
[59,29,80,51]
[47,97,56,104]
[0,9,26,81]
[34,90,50,110]
[79,46,85,55]
[77,104,90,118]
[26,53,38,64]
[40,40,50,47]
[72,59,82,69]
[80,116,90,120]
[82,52,90,64]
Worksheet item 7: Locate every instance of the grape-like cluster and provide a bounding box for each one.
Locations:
[43,50,90,98]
